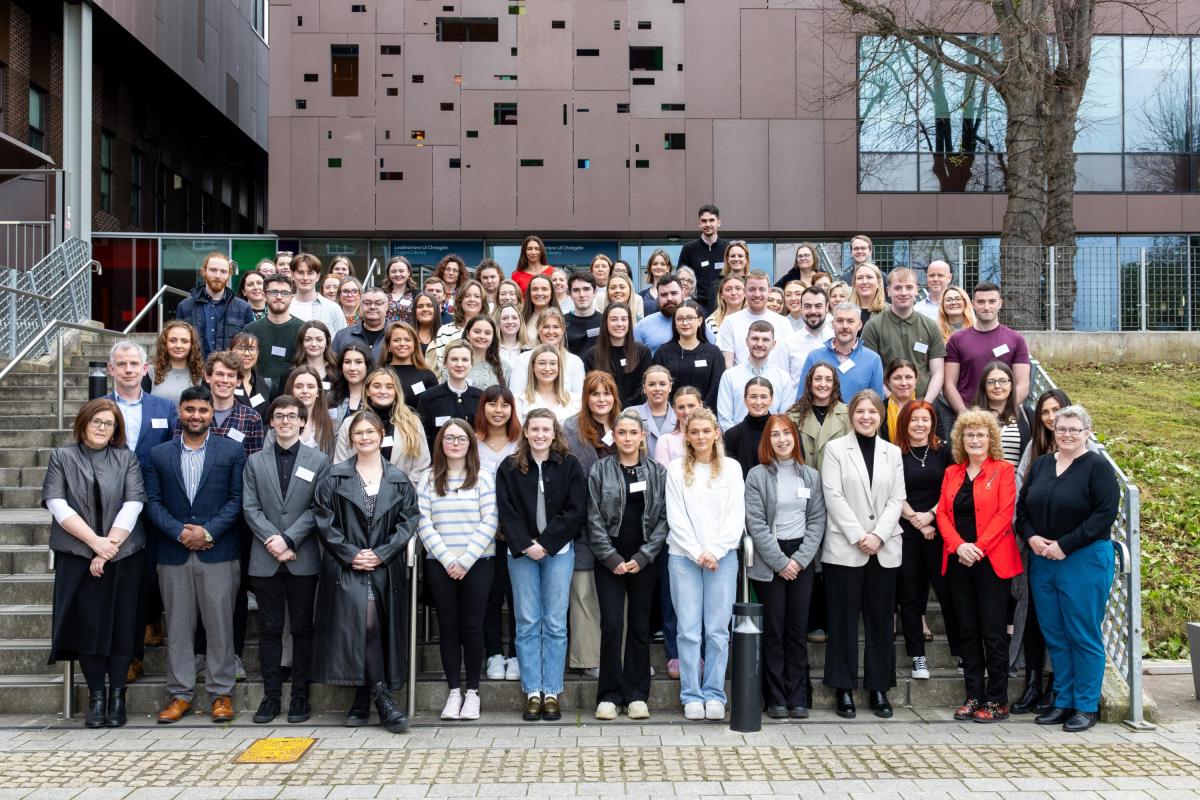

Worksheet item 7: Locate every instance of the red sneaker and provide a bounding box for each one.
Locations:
[954,699,981,721]
[973,702,1010,723]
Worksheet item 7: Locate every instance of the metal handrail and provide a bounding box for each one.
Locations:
[0,259,100,301]
[364,257,380,288]
[123,285,190,334]
[406,536,419,719]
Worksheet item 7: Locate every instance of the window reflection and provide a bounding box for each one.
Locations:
[1124,37,1189,153]
[1124,155,1191,192]
[1076,37,1122,153]
[1074,155,1123,192]
[859,153,918,191]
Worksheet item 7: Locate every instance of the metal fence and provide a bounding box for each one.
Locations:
[0,238,94,359]
[1027,360,1149,729]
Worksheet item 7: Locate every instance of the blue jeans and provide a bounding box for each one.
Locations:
[658,550,678,660]
[508,544,574,696]
[669,552,738,705]
[1030,538,1114,714]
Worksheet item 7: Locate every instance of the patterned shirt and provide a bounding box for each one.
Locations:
[174,402,264,457]
[181,433,209,504]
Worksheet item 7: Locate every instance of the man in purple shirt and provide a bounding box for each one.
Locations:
[943,281,1031,414]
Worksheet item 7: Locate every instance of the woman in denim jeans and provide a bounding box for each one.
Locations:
[495,409,588,722]
[664,407,746,721]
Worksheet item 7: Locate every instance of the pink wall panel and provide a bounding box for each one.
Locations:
[684,119,714,215]
[288,117,320,231]
[794,11,824,120]
[768,120,825,231]
[432,146,463,231]
[517,3,576,91]
[740,10,797,119]
[267,117,294,230]
[573,2,631,91]
[713,120,769,231]
[684,0,741,119]
[935,195,992,233]
[629,119,687,232]
[881,194,938,232]
[517,91,575,229]
[318,118,377,230]
[319,0,376,34]
[460,91,518,230]
[402,36,462,146]
[572,92,631,230]
[376,145,434,231]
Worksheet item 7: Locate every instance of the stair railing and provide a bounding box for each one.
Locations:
[122,285,191,335]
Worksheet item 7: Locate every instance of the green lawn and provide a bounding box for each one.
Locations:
[1045,362,1200,658]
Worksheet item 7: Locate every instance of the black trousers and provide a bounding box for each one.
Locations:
[426,557,494,691]
[483,544,516,658]
[752,540,814,708]
[1021,573,1046,674]
[947,556,1011,705]
[823,558,897,692]
[807,571,827,633]
[593,558,658,705]
[134,534,163,661]
[897,533,961,658]
[249,571,318,700]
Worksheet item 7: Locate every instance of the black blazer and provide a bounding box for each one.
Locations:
[415,383,483,446]
[495,451,587,558]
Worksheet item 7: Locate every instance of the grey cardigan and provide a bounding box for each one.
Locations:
[743,460,827,581]
[41,444,146,561]
[586,454,669,571]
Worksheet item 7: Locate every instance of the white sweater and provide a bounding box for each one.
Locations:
[665,456,746,563]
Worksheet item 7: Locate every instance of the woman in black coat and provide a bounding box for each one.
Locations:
[313,409,419,734]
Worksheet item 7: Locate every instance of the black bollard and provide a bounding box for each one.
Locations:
[730,601,763,732]
[87,361,109,400]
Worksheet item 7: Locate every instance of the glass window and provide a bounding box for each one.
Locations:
[99,131,113,213]
[297,239,371,277]
[858,37,918,154]
[1124,154,1191,191]
[859,153,918,191]
[1123,37,1189,153]
[27,85,45,151]
[1074,154,1124,191]
[1076,36,1122,153]
[1117,235,1189,331]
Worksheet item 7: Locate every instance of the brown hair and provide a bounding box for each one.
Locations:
[512,408,569,474]
[473,384,521,442]
[644,249,673,282]
[787,362,842,429]
[895,400,942,454]
[290,320,339,375]
[433,254,469,295]
[153,320,204,387]
[382,255,417,293]
[284,366,335,454]
[382,322,430,370]
[452,279,487,327]
[592,302,642,375]
[73,398,126,448]
[577,371,622,449]
[515,234,549,274]
[291,252,322,275]
[205,350,243,377]
[430,418,481,496]
[757,414,802,467]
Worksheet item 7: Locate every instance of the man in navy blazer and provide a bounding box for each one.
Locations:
[106,340,179,678]
[145,385,247,723]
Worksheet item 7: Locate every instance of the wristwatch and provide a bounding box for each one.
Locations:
[203,530,213,544]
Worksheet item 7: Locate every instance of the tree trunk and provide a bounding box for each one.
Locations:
[1044,81,1082,331]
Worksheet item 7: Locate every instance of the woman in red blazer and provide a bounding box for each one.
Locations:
[937,408,1021,724]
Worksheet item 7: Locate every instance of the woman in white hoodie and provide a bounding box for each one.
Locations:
[664,406,746,722]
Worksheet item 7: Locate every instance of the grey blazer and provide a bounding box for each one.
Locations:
[242,443,332,577]
[41,444,146,561]
[744,461,827,581]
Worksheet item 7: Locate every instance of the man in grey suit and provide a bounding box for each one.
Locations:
[242,394,331,724]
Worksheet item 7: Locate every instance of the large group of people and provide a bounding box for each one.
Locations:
[43,207,1120,734]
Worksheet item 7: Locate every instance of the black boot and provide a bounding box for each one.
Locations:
[373,682,409,734]
[1010,671,1043,715]
[104,688,127,727]
[344,685,371,727]
[1034,673,1056,713]
[85,689,107,728]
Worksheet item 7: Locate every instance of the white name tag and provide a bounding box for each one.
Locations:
[233,388,244,396]
[227,428,246,443]
[587,328,600,338]
[435,415,450,427]
[797,486,811,499]
[838,359,855,374]
[411,381,426,395]
[601,430,614,446]
[629,481,646,493]
[714,262,724,270]
[700,260,710,268]
[322,381,331,391]
[271,345,287,357]
[295,467,315,483]
[694,359,707,368]
[328,408,340,419]
[992,343,1010,357]
[249,393,265,407]
[382,435,394,448]
[619,359,627,367]
[151,418,168,429]
[913,341,929,354]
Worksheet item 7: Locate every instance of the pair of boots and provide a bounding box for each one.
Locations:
[344,682,409,733]
[85,688,127,728]
[1011,671,1055,715]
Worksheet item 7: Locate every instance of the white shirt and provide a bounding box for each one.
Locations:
[505,348,586,399]
[915,298,940,320]
[716,360,791,430]
[515,394,581,424]
[716,308,792,365]
[665,457,746,562]
[290,293,347,335]
[771,323,833,404]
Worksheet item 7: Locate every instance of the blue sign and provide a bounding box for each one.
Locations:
[389,240,486,269]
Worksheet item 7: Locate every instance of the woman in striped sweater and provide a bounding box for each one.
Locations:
[417,418,499,722]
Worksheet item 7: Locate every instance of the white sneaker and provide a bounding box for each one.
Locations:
[486,654,506,680]
[458,690,480,720]
[705,700,726,720]
[440,688,463,720]
[911,656,930,680]
[595,701,618,720]
[504,657,521,681]
[683,702,705,720]
[649,666,655,677]
[627,700,650,720]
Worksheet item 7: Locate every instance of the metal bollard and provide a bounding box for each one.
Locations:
[87,361,108,400]
[406,537,418,719]
[730,602,763,732]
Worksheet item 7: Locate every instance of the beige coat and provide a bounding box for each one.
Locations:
[819,432,906,568]
[790,402,851,472]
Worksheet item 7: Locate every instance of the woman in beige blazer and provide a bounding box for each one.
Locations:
[820,389,905,721]
[787,362,851,472]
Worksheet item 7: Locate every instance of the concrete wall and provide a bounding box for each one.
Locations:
[1023,332,1200,364]
[266,0,1200,236]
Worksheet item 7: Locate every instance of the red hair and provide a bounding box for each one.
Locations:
[757,414,803,466]
[895,400,942,454]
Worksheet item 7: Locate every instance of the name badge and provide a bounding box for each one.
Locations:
[694,359,707,368]
[913,341,929,354]
[151,418,168,429]
[714,261,724,270]
[700,260,710,268]
[797,486,811,499]
[227,428,246,443]
[629,481,646,493]
[435,415,450,427]
[322,380,331,391]
[619,359,627,367]
[587,328,600,338]
[328,408,340,419]
[838,359,855,374]
[271,345,287,357]
[601,430,614,446]
[233,388,244,396]
[992,343,1010,357]
[382,435,394,448]
[295,467,316,482]
[249,393,265,407]
[411,381,426,395]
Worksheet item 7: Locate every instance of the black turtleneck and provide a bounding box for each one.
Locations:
[369,401,396,461]
[725,412,769,478]
[811,404,829,425]
[855,431,876,485]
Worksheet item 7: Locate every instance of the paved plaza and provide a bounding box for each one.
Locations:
[1,714,1199,799]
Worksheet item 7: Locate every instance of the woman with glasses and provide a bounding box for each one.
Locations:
[973,361,1029,466]
[337,276,364,327]
[43,398,146,728]
[651,299,724,410]
[230,332,274,422]
[418,419,499,721]
[676,267,697,303]
[334,369,431,483]
[775,243,820,289]
[1016,404,1118,733]
[433,255,470,310]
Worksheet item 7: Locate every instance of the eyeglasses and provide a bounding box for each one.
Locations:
[1055,426,1086,436]
[360,300,387,308]
[88,418,116,430]
[443,435,471,445]
[272,413,301,422]
[963,431,990,440]
[985,378,1011,387]
[265,289,293,298]
[340,288,361,296]
[233,345,258,353]
[352,430,380,439]
[679,278,695,286]
[674,315,699,323]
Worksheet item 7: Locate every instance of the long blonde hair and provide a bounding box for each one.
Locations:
[938,285,976,342]
[681,407,725,487]
[710,275,746,331]
[853,263,886,314]
[363,368,425,458]
[524,343,570,407]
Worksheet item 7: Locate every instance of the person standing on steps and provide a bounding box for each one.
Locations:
[173,252,254,359]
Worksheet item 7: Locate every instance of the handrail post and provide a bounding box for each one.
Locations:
[56,340,64,430]
[62,660,74,719]
[407,536,418,719]
[1047,246,1056,331]
[1139,248,1148,332]
[1125,483,1151,729]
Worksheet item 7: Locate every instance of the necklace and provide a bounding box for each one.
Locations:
[910,445,930,468]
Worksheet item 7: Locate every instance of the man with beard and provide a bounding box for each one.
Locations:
[175,253,254,358]
[242,276,305,385]
[772,286,834,401]
[634,275,683,355]
[332,286,390,363]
